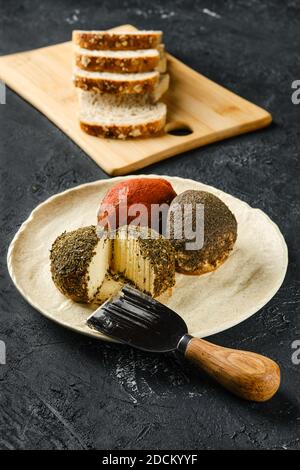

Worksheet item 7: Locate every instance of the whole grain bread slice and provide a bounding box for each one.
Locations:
[73,30,162,51]
[74,47,165,73]
[73,69,169,101]
[78,90,167,139]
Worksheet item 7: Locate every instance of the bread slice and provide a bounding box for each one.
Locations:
[78,90,167,139]
[156,54,167,73]
[74,69,158,94]
[73,30,162,51]
[74,47,165,73]
[73,69,169,100]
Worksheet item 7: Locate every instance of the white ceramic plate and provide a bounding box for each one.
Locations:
[7,175,288,341]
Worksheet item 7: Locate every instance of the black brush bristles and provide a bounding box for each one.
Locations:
[87,285,187,352]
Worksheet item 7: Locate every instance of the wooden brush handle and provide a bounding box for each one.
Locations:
[184,337,280,402]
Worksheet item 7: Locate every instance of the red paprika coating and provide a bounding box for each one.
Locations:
[97,178,177,231]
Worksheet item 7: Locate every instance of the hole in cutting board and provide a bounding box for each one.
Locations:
[165,122,193,136]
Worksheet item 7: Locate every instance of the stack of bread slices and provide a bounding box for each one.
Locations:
[72,30,169,139]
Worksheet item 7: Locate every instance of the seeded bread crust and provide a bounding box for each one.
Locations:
[80,117,166,139]
[74,73,159,95]
[75,53,160,73]
[73,30,162,51]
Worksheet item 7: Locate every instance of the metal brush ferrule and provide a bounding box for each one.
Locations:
[177,334,193,353]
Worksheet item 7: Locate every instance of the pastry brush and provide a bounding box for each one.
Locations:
[87,285,280,402]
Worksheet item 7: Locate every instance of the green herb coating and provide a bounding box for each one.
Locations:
[50,226,98,302]
[168,190,238,274]
[50,224,176,303]
[137,227,176,297]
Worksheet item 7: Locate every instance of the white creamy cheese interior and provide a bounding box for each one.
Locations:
[110,228,154,295]
[89,228,156,302]
[96,273,123,303]
[79,226,173,304]
[86,236,111,301]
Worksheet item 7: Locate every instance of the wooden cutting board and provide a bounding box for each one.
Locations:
[0,24,271,176]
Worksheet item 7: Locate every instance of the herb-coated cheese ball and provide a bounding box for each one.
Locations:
[167,190,237,274]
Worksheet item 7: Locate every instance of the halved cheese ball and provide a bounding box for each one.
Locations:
[50,225,175,303]
[110,225,175,298]
[50,226,110,303]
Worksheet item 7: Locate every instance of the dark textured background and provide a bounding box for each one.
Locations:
[0,0,299,450]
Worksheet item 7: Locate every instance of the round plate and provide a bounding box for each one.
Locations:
[7,175,288,341]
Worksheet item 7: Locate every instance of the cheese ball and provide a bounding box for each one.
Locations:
[97,178,177,233]
[50,226,110,303]
[167,190,237,274]
[50,225,175,303]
